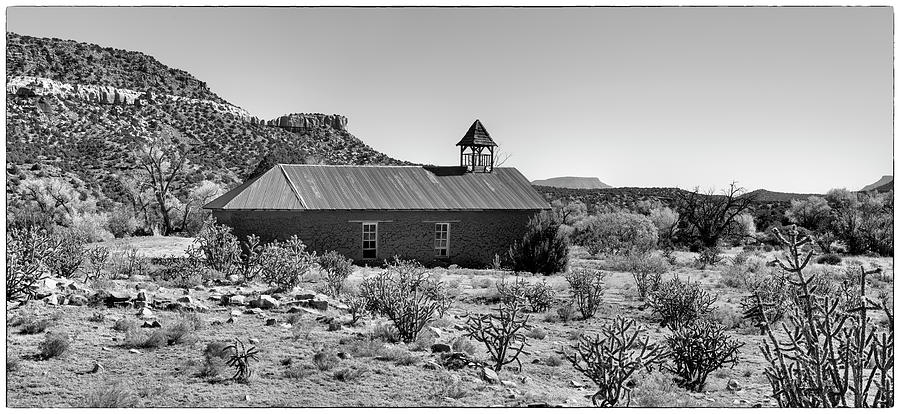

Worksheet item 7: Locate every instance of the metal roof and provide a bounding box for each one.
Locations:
[204,164,550,211]
[456,119,497,147]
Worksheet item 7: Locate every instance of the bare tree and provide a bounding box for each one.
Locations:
[674,182,756,249]
[132,126,193,236]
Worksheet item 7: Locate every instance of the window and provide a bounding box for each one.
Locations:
[362,222,377,259]
[434,223,449,257]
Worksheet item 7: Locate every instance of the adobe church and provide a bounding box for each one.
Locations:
[204,120,550,267]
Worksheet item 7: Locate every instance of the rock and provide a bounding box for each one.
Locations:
[431,343,452,354]
[104,291,132,307]
[252,295,280,309]
[43,294,60,305]
[337,351,352,360]
[448,264,459,269]
[298,298,328,311]
[270,113,348,132]
[521,376,534,384]
[266,318,278,326]
[228,295,247,306]
[727,379,742,391]
[136,308,155,319]
[177,296,193,304]
[423,360,441,370]
[570,380,585,388]
[230,309,242,317]
[226,317,235,324]
[481,367,501,384]
[428,326,443,338]
[249,338,260,345]
[128,349,141,354]
[501,380,518,388]
[439,352,471,370]
[287,306,320,315]
[141,320,161,328]
[134,291,149,307]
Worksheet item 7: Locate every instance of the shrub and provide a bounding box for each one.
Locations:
[198,341,230,378]
[739,270,789,332]
[565,269,606,319]
[430,373,469,400]
[815,253,842,265]
[124,329,168,349]
[313,349,340,371]
[648,275,716,329]
[359,257,443,342]
[566,317,668,406]
[695,246,723,268]
[19,318,52,335]
[464,300,530,371]
[731,250,752,266]
[333,364,368,382]
[525,280,554,312]
[38,332,70,359]
[83,382,139,408]
[665,319,742,391]
[110,245,146,279]
[507,211,569,275]
[451,336,477,355]
[556,302,576,322]
[284,363,314,379]
[45,230,87,279]
[620,253,668,300]
[369,322,401,343]
[342,338,385,358]
[156,246,206,288]
[258,236,316,292]
[317,251,353,297]
[526,326,547,340]
[164,314,202,345]
[70,212,114,242]
[195,219,240,275]
[106,205,139,238]
[573,212,658,256]
[6,227,53,303]
[342,291,369,325]
[83,246,110,283]
[113,318,138,332]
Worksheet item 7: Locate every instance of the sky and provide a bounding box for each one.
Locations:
[6,6,894,193]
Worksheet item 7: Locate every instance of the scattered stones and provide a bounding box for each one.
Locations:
[141,321,162,328]
[439,352,472,370]
[287,306,320,315]
[727,379,742,391]
[295,290,316,301]
[266,318,278,326]
[249,338,260,345]
[43,294,60,305]
[431,343,452,354]
[230,309,242,317]
[177,296,193,304]
[128,349,141,354]
[228,295,247,306]
[337,351,352,360]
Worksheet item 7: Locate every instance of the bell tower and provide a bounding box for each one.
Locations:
[456,119,498,173]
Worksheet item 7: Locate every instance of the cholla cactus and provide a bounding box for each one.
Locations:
[464,300,529,372]
[359,257,443,342]
[758,225,893,407]
[6,227,53,303]
[566,317,667,406]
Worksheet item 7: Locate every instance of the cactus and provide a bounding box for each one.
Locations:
[464,300,529,372]
[6,227,53,304]
[496,277,554,312]
[224,339,259,383]
[359,257,443,343]
[665,318,742,391]
[648,274,715,329]
[564,268,606,319]
[757,225,893,407]
[83,246,110,283]
[566,317,668,406]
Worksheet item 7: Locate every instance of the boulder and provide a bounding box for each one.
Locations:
[137,308,155,319]
[727,379,742,391]
[228,295,247,306]
[142,320,162,328]
[103,291,132,307]
[266,318,278,326]
[295,290,317,301]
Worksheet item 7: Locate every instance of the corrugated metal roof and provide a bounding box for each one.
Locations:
[456,119,497,147]
[204,164,550,211]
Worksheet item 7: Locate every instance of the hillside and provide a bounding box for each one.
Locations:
[861,175,893,192]
[6,32,406,206]
[531,176,611,189]
[743,189,820,203]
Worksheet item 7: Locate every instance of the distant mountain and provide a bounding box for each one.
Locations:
[861,175,893,192]
[531,176,611,189]
[6,32,405,205]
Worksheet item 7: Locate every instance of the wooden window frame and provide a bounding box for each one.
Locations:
[362,222,378,259]
[434,222,450,258]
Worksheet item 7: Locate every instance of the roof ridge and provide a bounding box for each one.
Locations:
[278,165,307,208]
[275,164,513,169]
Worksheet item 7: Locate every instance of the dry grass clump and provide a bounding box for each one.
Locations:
[313,349,340,371]
[526,326,547,340]
[83,381,139,408]
[333,364,369,382]
[451,337,477,355]
[38,332,70,359]
[19,318,52,335]
[430,373,469,400]
[198,341,231,379]
[342,338,385,358]
[113,318,138,332]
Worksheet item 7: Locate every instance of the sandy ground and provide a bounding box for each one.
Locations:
[6,240,894,407]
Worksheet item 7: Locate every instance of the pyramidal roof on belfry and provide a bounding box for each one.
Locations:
[456,119,497,147]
